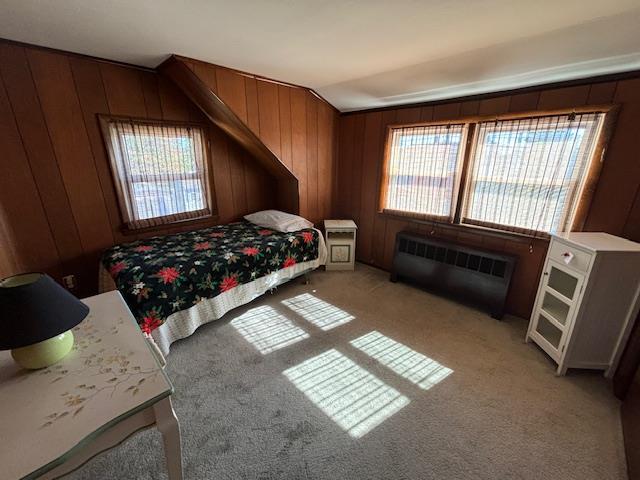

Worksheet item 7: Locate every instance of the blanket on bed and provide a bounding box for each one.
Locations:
[101,220,320,334]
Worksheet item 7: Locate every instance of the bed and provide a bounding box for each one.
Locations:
[99,220,327,357]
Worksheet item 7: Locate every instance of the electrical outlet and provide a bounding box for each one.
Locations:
[62,275,76,290]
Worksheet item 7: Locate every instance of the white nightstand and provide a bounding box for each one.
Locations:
[324,220,357,271]
[0,291,183,480]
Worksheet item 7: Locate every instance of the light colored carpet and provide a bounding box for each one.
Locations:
[68,264,627,479]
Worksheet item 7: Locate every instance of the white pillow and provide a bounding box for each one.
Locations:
[244,210,313,233]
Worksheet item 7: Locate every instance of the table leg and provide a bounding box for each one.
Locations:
[153,397,183,480]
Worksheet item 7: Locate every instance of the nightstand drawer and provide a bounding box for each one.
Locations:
[548,239,593,273]
[327,231,355,240]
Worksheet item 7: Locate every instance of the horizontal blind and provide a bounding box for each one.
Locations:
[462,113,603,236]
[104,119,211,230]
[383,124,465,220]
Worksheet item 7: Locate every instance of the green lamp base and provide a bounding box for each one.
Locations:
[11,330,74,369]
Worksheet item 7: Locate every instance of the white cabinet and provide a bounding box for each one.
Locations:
[324,220,357,271]
[526,232,640,376]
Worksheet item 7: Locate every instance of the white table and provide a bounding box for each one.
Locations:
[0,291,183,480]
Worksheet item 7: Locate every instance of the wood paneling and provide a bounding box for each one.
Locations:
[100,63,147,117]
[256,80,281,158]
[278,85,293,171]
[0,67,59,274]
[171,57,339,224]
[215,67,248,122]
[586,78,640,236]
[305,92,319,222]
[4,37,633,321]
[0,41,281,294]
[0,44,83,265]
[291,88,309,217]
[337,76,640,318]
[358,111,383,263]
[27,49,115,257]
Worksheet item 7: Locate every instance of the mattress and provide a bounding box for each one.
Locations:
[100,220,326,356]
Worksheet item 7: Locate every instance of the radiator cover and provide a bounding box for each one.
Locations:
[390,231,517,319]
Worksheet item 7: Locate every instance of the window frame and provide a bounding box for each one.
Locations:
[378,104,618,238]
[99,115,217,233]
[379,122,470,223]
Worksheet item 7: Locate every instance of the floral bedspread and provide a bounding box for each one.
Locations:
[101,221,319,334]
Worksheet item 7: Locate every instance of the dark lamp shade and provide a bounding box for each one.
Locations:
[0,273,89,350]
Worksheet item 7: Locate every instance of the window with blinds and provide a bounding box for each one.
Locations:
[382,124,466,220]
[380,109,608,236]
[100,117,212,230]
[462,113,603,235]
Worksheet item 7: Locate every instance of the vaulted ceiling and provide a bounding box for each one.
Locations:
[1,0,639,111]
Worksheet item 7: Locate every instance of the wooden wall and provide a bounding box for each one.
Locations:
[336,77,640,318]
[0,41,278,295]
[177,58,338,225]
[2,37,636,319]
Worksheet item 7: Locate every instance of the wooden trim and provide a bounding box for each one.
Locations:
[378,122,470,218]
[456,122,482,224]
[158,57,293,178]
[158,56,299,214]
[452,123,475,223]
[98,115,129,229]
[97,113,208,130]
[98,114,217,230]
[204,134,217,221]
[0,39,338,114]
[460,218,550,239]
[385,104,616,130]
[120,213,219,236]
[570,105,620,232]
[378,210,546,244]
[387,118,468,129]
[378,106,616,238]
[168,55,339,114]
[381,208,451,223]
[377,124,394,213]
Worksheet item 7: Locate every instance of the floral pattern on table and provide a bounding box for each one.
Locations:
[101,221,320,334]
[39,314,160,429]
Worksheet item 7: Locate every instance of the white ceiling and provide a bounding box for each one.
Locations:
[1,0,640,111]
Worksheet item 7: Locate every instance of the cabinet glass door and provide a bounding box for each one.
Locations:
[547,265,579,300]
[529,260,584,359]
[535,314,563,349]
[541,291,570,326]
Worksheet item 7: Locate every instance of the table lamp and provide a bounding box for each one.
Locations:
[0,273,89,369]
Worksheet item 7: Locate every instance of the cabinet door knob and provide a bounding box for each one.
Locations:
[544,272,549,276]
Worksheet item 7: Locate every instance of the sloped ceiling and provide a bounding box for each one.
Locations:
[1,0,639,111]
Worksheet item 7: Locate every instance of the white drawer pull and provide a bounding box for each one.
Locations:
[561,252,574,264]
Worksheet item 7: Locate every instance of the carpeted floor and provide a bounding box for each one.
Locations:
[68,264,627,479]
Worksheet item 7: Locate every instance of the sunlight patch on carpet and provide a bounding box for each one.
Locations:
[231,305,309,354]
[351,331,453,390]
[282,293,354,330]
[283,349,409,438]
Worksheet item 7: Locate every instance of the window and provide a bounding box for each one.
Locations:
[381,109,609,236]
[100,117,212,230]
[462,113,603,235]
[382,124,466,220]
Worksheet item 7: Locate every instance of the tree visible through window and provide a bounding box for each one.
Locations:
[100,117,212,230]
